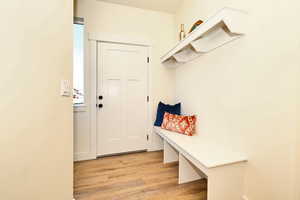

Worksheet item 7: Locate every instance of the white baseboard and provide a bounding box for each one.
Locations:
[242,195,249,200]
[147,146,163,152]
[74,152,96,162]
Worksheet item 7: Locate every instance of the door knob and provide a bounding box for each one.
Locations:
[99,96,103,100]
[98,104,103,108]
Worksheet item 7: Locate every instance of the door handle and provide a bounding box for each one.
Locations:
[98,104,103,108]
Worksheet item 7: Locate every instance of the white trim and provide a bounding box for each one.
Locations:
[83,28,89,115]
[89,40,98,161]
[74,152,95,162]
[88,32,151,46]
[89,32,152,157]
[73,31,97,162]
[146,46,154,151]
[73,105,87,112]
[73,27,97,162]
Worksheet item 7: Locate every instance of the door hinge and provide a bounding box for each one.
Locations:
[147,134,149,141]
[147,57,150,63]
[147,96,149,102]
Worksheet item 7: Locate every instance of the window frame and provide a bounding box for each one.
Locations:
[73,17,86,108]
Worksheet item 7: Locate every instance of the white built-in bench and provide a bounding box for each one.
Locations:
[154,126,247,200]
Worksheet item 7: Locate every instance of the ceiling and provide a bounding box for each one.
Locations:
[97,0,182,14]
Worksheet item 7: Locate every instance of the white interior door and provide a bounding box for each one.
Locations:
[97,42,149,156]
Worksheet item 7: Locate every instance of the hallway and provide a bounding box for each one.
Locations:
[74,151,207,200]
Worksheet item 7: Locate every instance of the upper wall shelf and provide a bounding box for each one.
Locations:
[161,7,247,66]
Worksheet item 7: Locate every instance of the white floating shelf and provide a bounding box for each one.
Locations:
[161,7,247,66]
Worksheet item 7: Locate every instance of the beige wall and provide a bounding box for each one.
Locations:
[0,0,73,199]
[175,1,300,200]
[296,136,300,200]
[74,0,176,150]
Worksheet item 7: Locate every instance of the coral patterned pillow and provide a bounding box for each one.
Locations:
[161,112,196,136]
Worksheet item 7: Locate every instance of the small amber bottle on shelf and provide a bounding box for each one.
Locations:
[179,24,186,41]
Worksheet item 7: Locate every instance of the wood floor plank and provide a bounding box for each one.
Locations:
[74,151,207,200]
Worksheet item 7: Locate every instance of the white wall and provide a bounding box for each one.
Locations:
[0,0,73,199]
[74,0,176,157]
[175,1,300,200]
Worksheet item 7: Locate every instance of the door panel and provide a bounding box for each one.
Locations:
[97,42,148,156]
[125,80,147,151]
[103,79,122,154]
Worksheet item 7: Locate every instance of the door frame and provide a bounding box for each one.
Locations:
[88,32,153,159]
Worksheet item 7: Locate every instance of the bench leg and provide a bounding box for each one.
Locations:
[163,141,179,164]
[207,162,246,200]
[178,153,203,184]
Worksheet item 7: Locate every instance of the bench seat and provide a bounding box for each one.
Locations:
[153,126,248,200]
[154,126,247,168]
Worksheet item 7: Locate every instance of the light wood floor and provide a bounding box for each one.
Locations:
[74,151,207,200]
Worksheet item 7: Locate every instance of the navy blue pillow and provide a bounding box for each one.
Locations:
[154,102,181,126]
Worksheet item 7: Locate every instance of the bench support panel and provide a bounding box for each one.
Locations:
[207,162,246,200]
[163,141,179,164]
[179,153,203,184]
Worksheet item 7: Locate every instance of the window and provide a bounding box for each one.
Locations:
[73,19,85,105]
